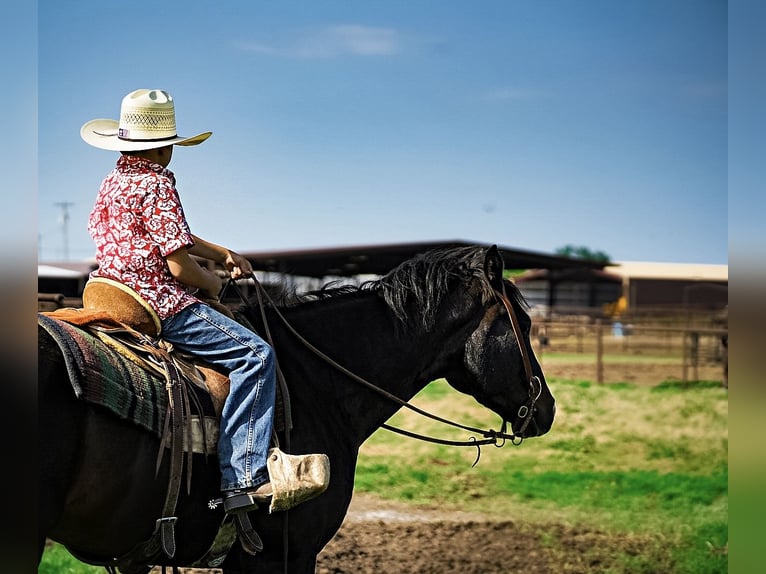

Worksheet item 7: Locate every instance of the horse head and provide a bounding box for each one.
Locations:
[441,245,555,439]
[376,244,555,440]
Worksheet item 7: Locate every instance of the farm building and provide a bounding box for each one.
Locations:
[513,260,728,317]
[38,246,727,318]
[604,261,728,313]
[38,261,96,308]
[513,267,622,316]
[38,240,606,309]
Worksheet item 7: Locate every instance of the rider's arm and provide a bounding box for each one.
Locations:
[188,234,253,279]
[165,246,222,299]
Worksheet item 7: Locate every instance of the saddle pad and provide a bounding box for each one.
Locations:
[39,312,167,436]
[40,310,289,438]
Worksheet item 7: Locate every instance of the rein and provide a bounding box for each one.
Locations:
[221,276,541,461]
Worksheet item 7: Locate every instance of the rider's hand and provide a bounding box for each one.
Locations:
[224,251,253,280]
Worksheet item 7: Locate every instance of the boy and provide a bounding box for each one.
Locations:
[82,89,278,514]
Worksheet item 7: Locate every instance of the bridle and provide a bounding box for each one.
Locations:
[492,280,544,442]
[221,275,542,462]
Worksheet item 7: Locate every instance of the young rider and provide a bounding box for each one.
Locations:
[82,88,282,514]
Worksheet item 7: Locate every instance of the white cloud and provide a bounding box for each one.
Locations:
[238,25,401,59]
[237,42,279,56]
[322,25,400,56]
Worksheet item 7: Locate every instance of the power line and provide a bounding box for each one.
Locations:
[54,201,75,261]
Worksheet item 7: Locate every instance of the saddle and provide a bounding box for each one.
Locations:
[83,277,163,337]
[80,277,230,416]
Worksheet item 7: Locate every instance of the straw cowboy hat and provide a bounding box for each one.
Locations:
[81,89,212,151]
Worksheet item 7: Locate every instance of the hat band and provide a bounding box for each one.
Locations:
[118,132,179,143]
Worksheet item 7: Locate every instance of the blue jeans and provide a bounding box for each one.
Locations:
[161,303,275,491]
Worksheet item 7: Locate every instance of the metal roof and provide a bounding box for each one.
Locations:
[241,240,607,278]
[604,261,728,282]
[37,261,97,277]
[515,267,622,283]
[37,241,607,281]
[38,264,89,278]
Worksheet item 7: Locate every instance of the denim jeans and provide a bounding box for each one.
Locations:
[161,303,275,491]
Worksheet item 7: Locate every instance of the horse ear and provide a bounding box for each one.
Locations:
[483,245,505,291]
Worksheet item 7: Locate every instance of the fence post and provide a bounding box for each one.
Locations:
[534,323,545,363]
[596,319,604,384]
[721,331,728,388]
[691,331,699,383]
[681,330,689,388]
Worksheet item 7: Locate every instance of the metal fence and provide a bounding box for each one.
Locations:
[530,313,727,387]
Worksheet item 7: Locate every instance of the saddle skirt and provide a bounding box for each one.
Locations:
[39,309,225,454]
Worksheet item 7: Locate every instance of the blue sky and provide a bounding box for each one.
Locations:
[35,0,729,265]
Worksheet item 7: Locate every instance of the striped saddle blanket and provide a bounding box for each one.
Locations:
[39,312,219,451]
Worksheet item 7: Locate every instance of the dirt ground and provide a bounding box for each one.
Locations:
[162,492,665,574]
[314,493,666,574]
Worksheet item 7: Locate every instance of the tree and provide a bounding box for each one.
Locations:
[555,244,611,263]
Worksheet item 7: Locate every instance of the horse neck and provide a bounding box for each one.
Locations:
[264,293,466,444]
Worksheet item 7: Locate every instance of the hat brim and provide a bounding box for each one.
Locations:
[81,119,211,151]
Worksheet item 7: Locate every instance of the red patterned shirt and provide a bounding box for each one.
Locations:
[88,155,201,319]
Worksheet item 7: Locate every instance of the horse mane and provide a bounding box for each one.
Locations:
[375,246,497,329]
[252,246,527,331]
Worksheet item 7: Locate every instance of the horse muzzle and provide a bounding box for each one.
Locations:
[522,396,555,438]
[511,376,555,438]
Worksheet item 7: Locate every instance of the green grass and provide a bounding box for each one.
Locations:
[38,543,101,573]
[356,376,728,573]
[653,379,724,391]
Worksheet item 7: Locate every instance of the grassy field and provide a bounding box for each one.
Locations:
[40,355,728,573]
[355,372,728,573]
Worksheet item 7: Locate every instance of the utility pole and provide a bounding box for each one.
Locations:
[54,201,75,261]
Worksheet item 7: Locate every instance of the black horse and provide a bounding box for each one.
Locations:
[38,245,555,573]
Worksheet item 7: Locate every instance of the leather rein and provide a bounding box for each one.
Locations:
[221,276,542,464]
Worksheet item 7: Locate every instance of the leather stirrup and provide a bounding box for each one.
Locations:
[233,512,263,555]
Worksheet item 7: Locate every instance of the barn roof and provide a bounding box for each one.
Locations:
[38,262,96,278]
[37,241,607,282]
[240,240,607,278]
[514,267,622,284]
[605,261,728,282]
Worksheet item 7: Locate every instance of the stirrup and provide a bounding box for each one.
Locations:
[223,491,261,514]
[222,485,273,514]
[233,513,263,555]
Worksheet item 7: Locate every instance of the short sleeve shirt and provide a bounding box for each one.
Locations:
[87,155,201,319]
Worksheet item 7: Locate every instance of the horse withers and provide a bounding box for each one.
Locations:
[38,245,555,573]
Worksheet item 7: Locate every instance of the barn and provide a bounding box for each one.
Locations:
[513,267,622,317]
[604,261,728,313]
[38,240,606,309]
[38,245,727,319]
[513,260,728,318]
[37,261,96,309]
